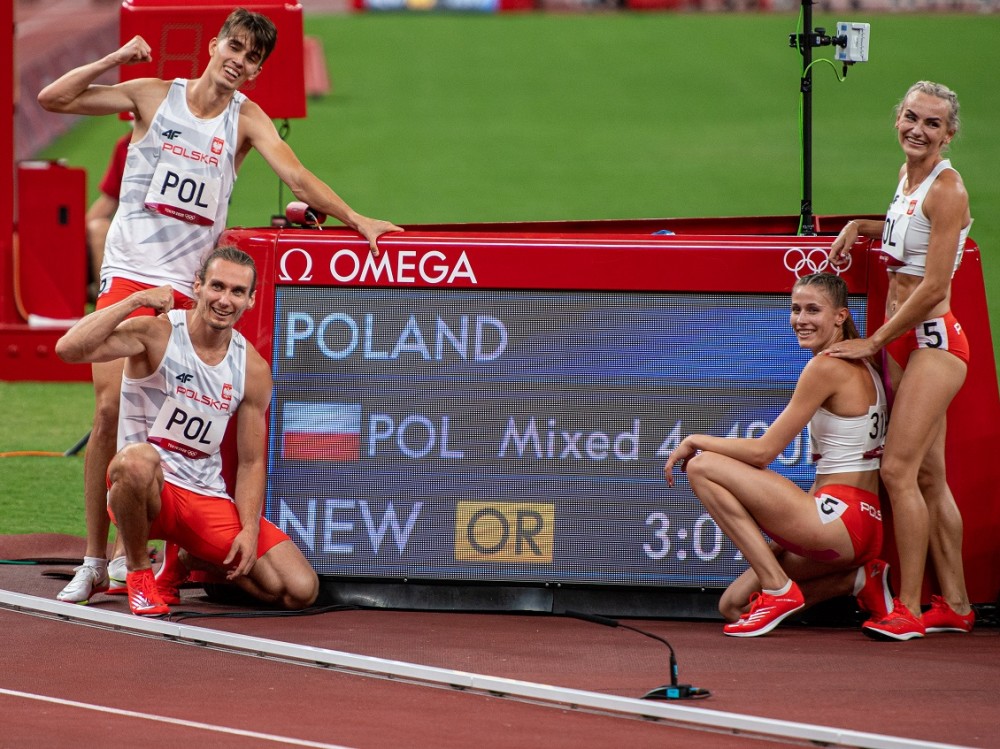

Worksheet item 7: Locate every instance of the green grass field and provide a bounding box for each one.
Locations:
[3,12,998,537]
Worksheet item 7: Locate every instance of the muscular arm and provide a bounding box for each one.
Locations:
[240,102,402,256]
[828,166,904,267]
[829,219,887,268]
[224,348,272,579]
[665,357,837,483]
[55,285,174,366]
[37,36,164,119]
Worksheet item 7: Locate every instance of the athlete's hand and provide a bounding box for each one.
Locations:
[111,36,153,67]
[829,221,860,268]
[664,437,699,488]
[223,528,259,580]
[355,216,403,258]
[138,285,175,314]
[822,337,878,360]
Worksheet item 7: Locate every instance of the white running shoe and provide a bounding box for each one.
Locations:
[107,555,128,596]
[57,563,110,604]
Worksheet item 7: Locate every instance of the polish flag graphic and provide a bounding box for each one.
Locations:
[281,402,361,461]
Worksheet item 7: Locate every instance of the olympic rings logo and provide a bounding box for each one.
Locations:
[783,247,851,278]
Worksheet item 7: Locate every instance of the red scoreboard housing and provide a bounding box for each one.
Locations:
[221,215,1000,610]
[119,0,306,119]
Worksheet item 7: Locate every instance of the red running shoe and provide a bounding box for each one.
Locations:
[723,582,805,638]
[126,569,169,617]
[154,542,190,606]
[863,599,925,641]
[856,559,893,619]
[922,596,975,633]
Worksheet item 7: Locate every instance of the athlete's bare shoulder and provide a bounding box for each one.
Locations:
[126,77,173,121]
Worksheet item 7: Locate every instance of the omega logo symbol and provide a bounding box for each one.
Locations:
[278,248,314,282]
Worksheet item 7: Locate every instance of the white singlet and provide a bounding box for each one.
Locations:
[102,79,245,298]
[119,309,247,498]
[808,360,887,475]
[881,159,972,278]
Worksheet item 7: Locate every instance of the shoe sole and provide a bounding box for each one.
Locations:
[862,625,925,641]
[723,603,805,638]
[924,626,973,633]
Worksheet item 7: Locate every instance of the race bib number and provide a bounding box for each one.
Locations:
[881,192,914,264]
[147,396,229,459]
[144,162,220,226]
[815,493,848,525]
[916,317,949,350]
[865,403,888,458]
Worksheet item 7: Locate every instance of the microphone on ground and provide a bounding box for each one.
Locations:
[563,610,711,701]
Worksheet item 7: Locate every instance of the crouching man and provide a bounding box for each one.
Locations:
[56,246,318,616]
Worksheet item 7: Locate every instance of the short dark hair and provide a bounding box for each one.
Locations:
[218,8,278,65]
[198,246,258,295]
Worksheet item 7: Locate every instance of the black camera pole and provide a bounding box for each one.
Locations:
[790,1,842,236]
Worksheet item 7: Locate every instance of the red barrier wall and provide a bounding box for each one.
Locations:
[120,0,306,119]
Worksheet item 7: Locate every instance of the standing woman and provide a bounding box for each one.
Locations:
[828,81,975,640]
[665,273,891,638]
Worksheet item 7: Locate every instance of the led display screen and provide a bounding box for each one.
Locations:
[266,286,866,588]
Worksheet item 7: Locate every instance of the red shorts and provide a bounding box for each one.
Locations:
[108,481,290,567]
[96,277,193,318]
[767,484,883,566]
[886,311,970,369]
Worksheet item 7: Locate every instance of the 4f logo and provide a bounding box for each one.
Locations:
[176,373,194,384]
[162,129,182,140]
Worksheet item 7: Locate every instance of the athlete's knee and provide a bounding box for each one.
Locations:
[878,451,918,492]
[260,542,319,610]
[281,568,319,610]
[109,443,161,489]
[684,451,717,482]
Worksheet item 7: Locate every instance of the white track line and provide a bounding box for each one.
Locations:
[0,688,354,748]
[0,590,970,749]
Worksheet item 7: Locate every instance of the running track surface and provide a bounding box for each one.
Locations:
[1,534,997,748]
[8,5,1000,743]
